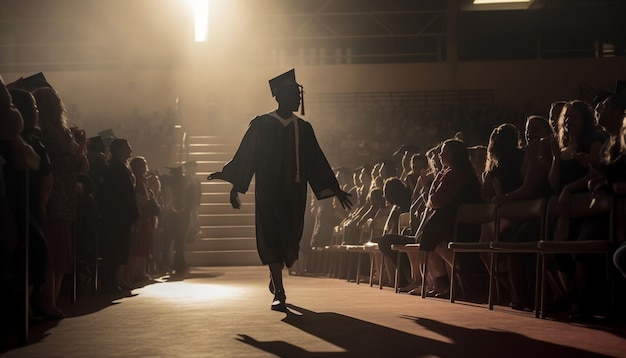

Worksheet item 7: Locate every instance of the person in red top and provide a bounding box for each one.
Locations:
[418,139,483,298]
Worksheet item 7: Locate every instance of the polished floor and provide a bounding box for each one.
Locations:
[2,266,625,357]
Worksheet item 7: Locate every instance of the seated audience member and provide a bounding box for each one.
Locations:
[369,177,413,286]
[548,100,612,319]
[405,153,428,199]
[418,139,483,298]
[495,116,554,310]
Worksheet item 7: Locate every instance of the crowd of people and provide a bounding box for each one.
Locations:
[0,75,202,330]
[299,90,626,321]
[2,68,626,335]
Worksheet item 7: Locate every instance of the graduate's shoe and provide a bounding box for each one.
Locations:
[271,291,286,312]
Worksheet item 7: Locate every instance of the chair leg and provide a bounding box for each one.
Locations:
[421,251,428,299]
[540,254,547,319]
[378,252,384,289]
[356,252,362,285]
[394,251,401,293]
[534,252,541,318]
[450,250,456,303]
[346,251,353,282]
[488,251,495,310]
[369,253,375,287]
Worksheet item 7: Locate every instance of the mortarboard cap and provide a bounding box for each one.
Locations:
[87,136,106,154]
[97,128,116,150]
[7,72,53,92]
[166,165,183,174]
[269,69,300,97]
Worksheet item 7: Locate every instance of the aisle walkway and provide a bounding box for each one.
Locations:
[3,267,625,357]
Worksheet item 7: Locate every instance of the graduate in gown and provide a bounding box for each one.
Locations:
[207,69,352,311]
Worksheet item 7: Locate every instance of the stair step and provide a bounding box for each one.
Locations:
[188,237,257,251]
[201,225,255,237]
[185,250,262,266]
[201,181,255,193]
[201,192,255,204]
[183,135,259,266]
[199,213,255,226]
[199,203,255,214]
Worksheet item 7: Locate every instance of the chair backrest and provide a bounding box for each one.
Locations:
[398,212,411,234]
[453,202,497,242]
[456,202,497,224]
[569,191,613,218]
[496,197,547,242]
[498,197,546,222]
[547,191,615,242]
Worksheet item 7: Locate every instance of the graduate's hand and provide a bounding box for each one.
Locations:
[206,172,223,181]
[229,187,241,209]
[334,189,353,211]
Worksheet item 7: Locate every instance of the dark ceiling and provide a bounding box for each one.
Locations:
[0,0,624,71]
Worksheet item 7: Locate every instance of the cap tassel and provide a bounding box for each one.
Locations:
[294,115,301,183]
[299,85,305,116]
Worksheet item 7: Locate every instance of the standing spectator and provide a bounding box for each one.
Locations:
[160,165,190,276]
[98,138,138,292]
[9,88,53,316]
[33,87,87,316]
[183,160,202,244]
[126,156,160,286]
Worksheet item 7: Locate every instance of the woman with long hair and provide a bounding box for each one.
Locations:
[418,138,483,298]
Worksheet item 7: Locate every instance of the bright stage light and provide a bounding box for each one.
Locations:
[192,0,209,42]
[473,0,531,3]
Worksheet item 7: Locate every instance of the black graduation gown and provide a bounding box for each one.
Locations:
[221,113,340,267]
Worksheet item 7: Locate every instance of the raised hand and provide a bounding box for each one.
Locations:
[206,172,224,181]
[334,189,353,211]
[229,187,241,209]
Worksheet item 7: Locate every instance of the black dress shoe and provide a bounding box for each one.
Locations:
[271,291,286,312]
[426,288,450,299]
[434,288,450,299]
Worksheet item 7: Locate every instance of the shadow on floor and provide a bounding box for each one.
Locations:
[236,304,610,357]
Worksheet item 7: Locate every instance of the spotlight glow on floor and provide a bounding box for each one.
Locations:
[139,281,244,303]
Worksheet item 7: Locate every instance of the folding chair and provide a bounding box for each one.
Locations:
[448,202,497,304]
[487,197,546,316]
[537,192,614,318]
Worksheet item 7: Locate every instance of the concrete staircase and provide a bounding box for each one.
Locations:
[184,135,262,266]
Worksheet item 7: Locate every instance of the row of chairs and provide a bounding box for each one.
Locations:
[306,191,618,319]
[393,192,615,319]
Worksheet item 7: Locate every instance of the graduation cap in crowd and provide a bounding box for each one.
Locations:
[183,160,198,173]
[7,72,53,92]
[166,165,183,176]
[87,136,106,154]
[97,128,116,150]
